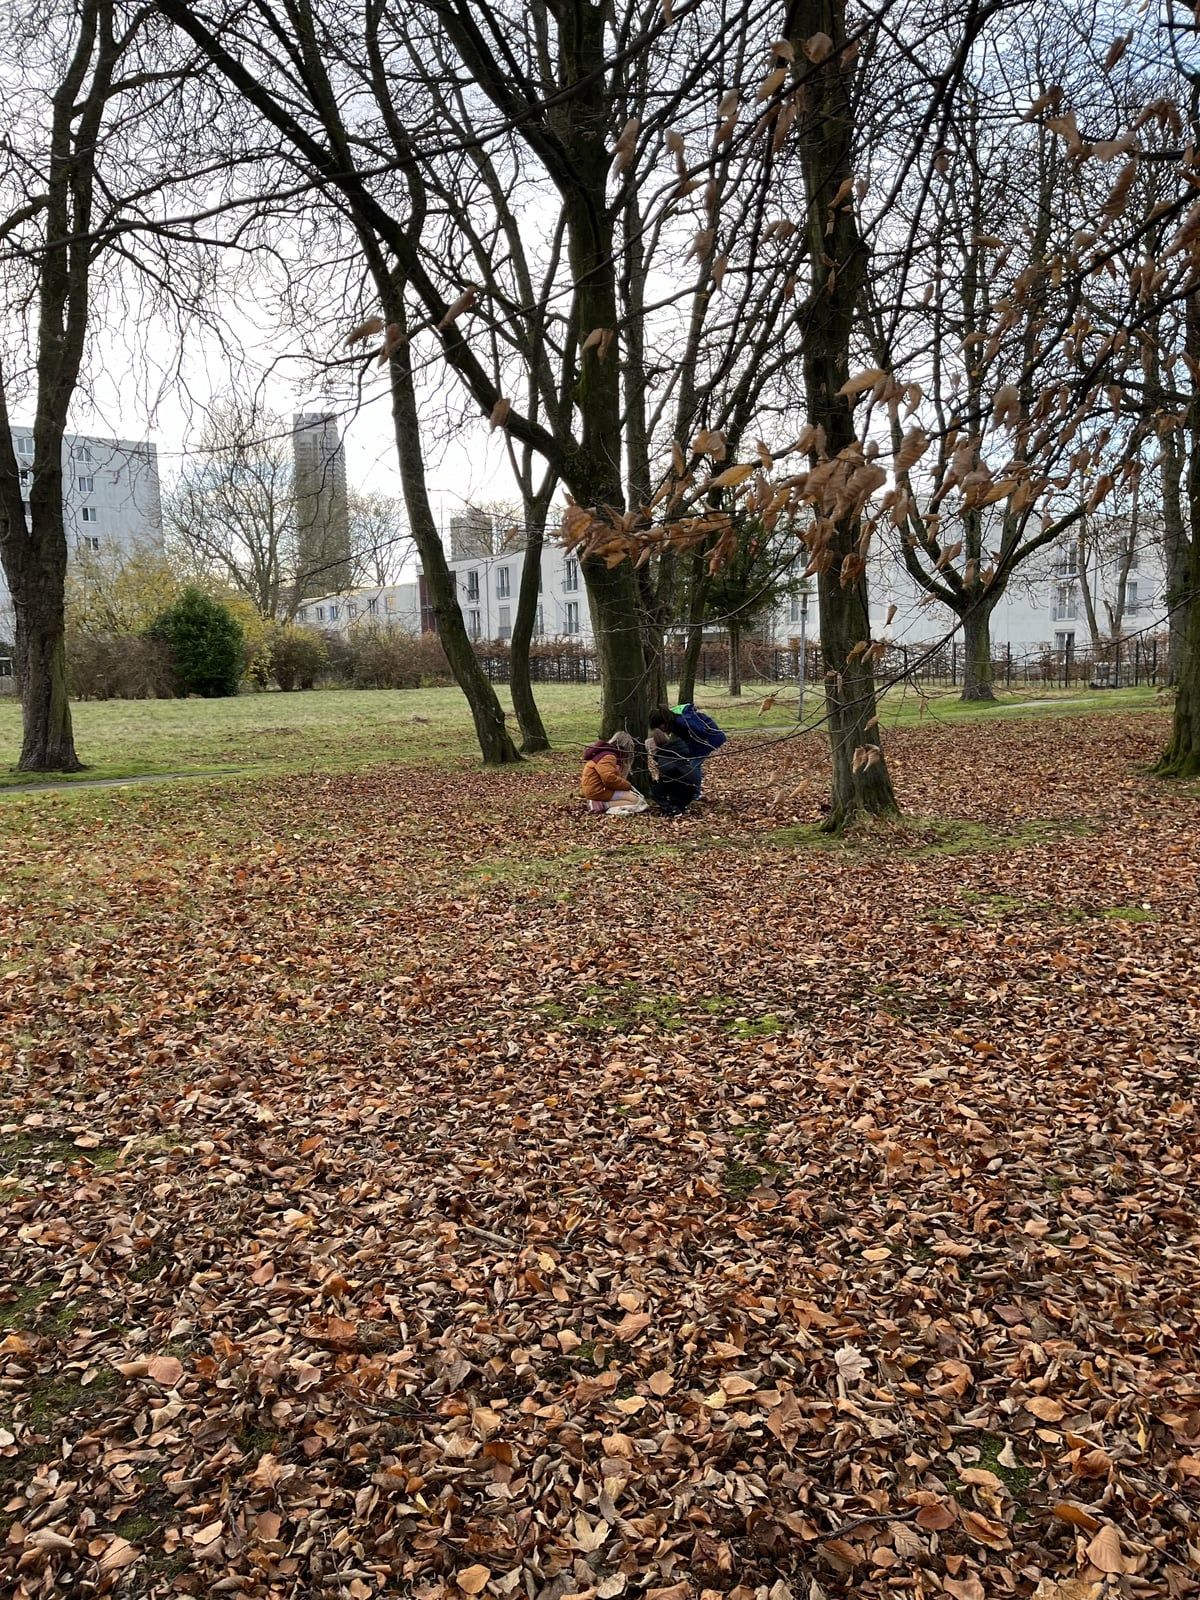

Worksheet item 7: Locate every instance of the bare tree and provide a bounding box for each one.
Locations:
[0,1,143,769]
[0,0,275,769]
[347,490,412,589]
[165,399,300,618]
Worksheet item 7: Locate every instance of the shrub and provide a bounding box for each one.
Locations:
[148,586,244,697]
[318,629,357,686]
[342,627,451,689]
[271,624,329,691]
[67,633,175,700]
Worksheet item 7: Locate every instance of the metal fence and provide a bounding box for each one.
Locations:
[475,634,1169,692]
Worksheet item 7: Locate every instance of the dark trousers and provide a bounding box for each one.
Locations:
[651,778,699,816]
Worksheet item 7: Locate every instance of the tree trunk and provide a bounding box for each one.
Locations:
[676,553,708,703]
[1155,581,1200,778]
[636,565,668,712]
[586,559,651,732]
[819,575,897,828]
[1162,429,1189,684]
[14,583,81,772]
[389,335,520,766]
[510,498,550,752]
[1075,526,1105,651]
[791,0,898,830]
[728,622,742,696]
[1157,260,1200,771]
[960,604,996,701]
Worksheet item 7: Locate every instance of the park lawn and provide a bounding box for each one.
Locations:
[0,704,1195,1600]
[0,679,1165,791]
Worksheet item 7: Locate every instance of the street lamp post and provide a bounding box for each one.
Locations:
[797,585,809,723]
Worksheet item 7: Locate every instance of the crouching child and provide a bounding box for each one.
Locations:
[579,730,648,815]
[646,712,701,816]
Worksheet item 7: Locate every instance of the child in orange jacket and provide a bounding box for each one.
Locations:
[580,731,646,814]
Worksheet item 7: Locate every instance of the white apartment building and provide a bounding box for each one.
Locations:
[296,580,422,634]
[867,534,1168,656]
[296,524,1166,660]
[447,529,1167,655]
[1,426,163,643]
[447,541,591,643]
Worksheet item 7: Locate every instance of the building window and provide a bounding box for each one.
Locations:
[497,566,510,599]
[563,558,579,592]
[328,604,339,621]
[80,505,98,523]
[74,444,92,462]
[537,567,543,593]
[466,569,480,601]
[535,605,545,637]
[78,535,100,553]
[566,601,580,635]
[76,475,94,493]
[1052,547,1078,579]
[297,608,307,623]
[385,594,396,613]
[497,604,512,641]
[368,596,378,615]
[348,600,358,619]
[467,608,481,640]
[1051,583,1077,622]
[16,435,34,457]
[1055,630,1075,653]
[19,468,30,492]
[1125,580,1138,614]
[317,605,327,621]
[1127,546,1139,572]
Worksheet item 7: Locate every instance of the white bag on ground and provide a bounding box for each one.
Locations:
[605,788,649,816]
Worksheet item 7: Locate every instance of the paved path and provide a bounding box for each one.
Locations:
[2,768,241,797]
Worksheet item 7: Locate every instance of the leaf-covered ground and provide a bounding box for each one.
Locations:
[1,711,1197,1600]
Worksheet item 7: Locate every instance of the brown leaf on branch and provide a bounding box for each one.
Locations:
[707,463,755,489]
[344,315,384,347]
[375,322,407,365]
[895,427,928,473]
[611,116,640,173]
[756,66,788,102]
[1103,33,1131,71]
[438,287,477,331]
[1025,85,1064,120]
[838,367,887,399]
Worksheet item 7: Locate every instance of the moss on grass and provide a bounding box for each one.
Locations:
[975,1432,1034,1493]
[0,1130,120,1175]
[0,1283,55,1329]
[722,1155,786,1199]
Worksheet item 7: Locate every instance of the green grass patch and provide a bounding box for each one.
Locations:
[722,1155,786,1199]
[114,1511,160,1541]
[0,1129,120,1175]
[537,982,787,1039]
[0,1283,55,1330]
[974,1432,1035,1494]
[764,815,1090,858]
[25,1364,118,1427]
[0,682,1166,795]
[1101,904,1156,922]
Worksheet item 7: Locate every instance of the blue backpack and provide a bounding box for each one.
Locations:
[673,703,726,758]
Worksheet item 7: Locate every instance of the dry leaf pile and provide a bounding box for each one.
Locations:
[0,711,1196,1599]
